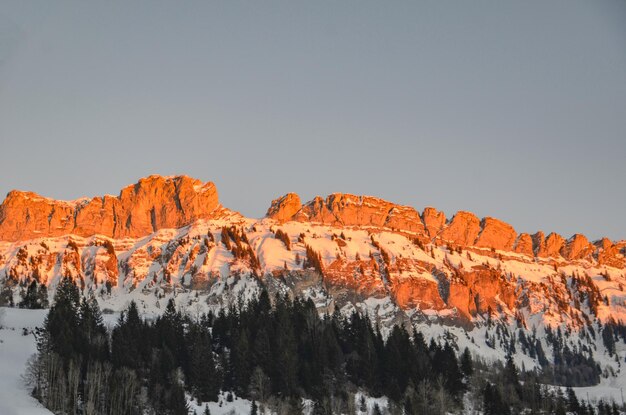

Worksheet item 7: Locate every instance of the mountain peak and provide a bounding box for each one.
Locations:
[0,175,221,241]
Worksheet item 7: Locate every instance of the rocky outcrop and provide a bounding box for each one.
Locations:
[513,233,534,256]
[421,207,446,239]
[561,234,594,260]
[3,178,624,270]
[596,238,626,268]
[448,267,516,319]
[0,175,221,241]
[533,232,565,258]
[112,175,219,238]
[475,217,517,251]
[73,196,118,237]
[392,277,445,310]
[0,191,77,241]
[266,193,302,223]
[266,194,624,265]
[439,211,481,246]
[284,193,427,234]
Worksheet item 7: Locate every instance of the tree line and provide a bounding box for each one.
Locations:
[24,277,623,414]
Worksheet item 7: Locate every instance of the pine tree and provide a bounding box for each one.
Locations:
[188,325,219,402]
[21,280,39,309]
[37,284,49,308]
[503,354,521,398]
[566,386,580,414]
[483,383,510,415]
[602,323,616,356]
[460,347,473,377]
[43,277,81,359]
[111,301,144,370]
[78,297,109,361]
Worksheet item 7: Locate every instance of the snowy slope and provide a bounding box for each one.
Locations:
[1,215,626,410]
[0,308,52,415]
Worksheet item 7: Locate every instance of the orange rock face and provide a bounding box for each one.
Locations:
[421,207,446,239]
[596,238,626,268]
[514,233,534,256]
[266,193,302,223]
[561,234,594,260]
[4,178,623,272]
[439,211,481,246]
[475,217,517,251]
[265,193,622,265]
[392,277,445,310]
[532,231,566,258]
[113,176,219,238]
[544,232,566,257]
[0,191,76,241]
[286,193,426,234]
[0,175,221,241]
[448,267,516,318]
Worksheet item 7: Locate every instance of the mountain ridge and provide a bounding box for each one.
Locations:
[0,174,624,329]
[2,175,624,265]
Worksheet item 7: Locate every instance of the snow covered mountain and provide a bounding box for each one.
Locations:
[1,175,625,400]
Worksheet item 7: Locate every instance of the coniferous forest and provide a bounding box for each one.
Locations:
[24,277,624,415]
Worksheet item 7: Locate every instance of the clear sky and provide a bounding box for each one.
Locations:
[1,1,625,241]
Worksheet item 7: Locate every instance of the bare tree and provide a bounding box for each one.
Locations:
[248,366,271,404]
[434,375,454,415]
[67,359,81,414]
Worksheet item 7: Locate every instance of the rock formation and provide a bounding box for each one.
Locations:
[270,193,426,234]
[439,211,481,246]
[513,233,534,256]
[266,193,302,223]
[421,207,446,239]
[0,175,220,241]
[474,217,517,251]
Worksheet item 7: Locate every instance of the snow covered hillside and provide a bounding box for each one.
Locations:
[1,175,625,411]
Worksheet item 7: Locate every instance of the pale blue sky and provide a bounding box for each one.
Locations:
[1,1,625,240]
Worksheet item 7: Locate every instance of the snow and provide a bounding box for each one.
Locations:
[187,392,258,415]
[1,215,626,412]
[0,308,52,415]
[354,391,389,415]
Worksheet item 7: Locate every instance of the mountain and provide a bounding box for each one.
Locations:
[1,175,625,395]
[0,175,224,241]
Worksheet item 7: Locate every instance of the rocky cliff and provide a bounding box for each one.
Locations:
[0,175,221,241]
[0,176,624,328]
[267,192,624,266]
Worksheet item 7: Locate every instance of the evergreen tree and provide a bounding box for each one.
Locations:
[460,347,473,377]
[566,386,580,414]
[78,297,109,362]
[483,383,510,415]
[21,280,39,309]
[42,277,81,359]
[187,325,219,402]
[602,323,616,356]
[37,284,49,308]
[111,301,145,370]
